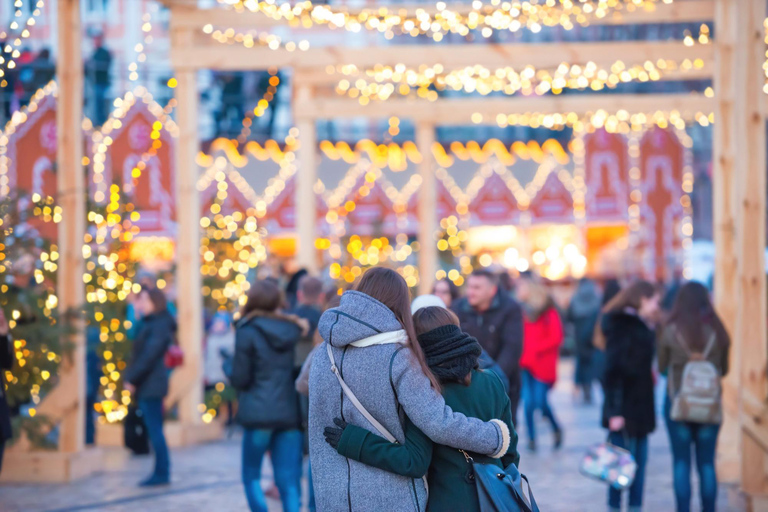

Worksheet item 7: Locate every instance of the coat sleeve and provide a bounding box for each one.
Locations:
[230,326,256,390]
[602,321,626,419]
[124,327,169,387]
[0,334,13,370]
[391,349,509,458]
[336,417,433,479]
[494,301,524,379]
[488,373,520,467]
[295,346,315,396]
[534,309,564,354]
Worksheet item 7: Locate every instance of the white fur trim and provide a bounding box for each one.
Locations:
[490,419,511,459]
[350,329,408,348]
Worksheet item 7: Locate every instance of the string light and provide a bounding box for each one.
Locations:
[237,69,280,143]
[204,23,309,51]
[0,1,44,86]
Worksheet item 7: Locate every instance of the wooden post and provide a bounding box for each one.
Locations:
[296,86,318,273]
[734,0,768,504]
[56,0,86,455]
[171,60,203,425]
[712,0,741,483]
[416,123,437,295]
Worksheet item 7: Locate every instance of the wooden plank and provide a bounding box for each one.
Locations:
[292,93,713,122]
[55,0,86,455]
[170,24,204,426]
[172,39,714,73]
[713,0,741,483]
[416,123,437,296]
[735,0,768,500]
[166,0,715,29]
[296,86,319,273]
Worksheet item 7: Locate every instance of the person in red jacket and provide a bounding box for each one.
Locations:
[517,274,564,451]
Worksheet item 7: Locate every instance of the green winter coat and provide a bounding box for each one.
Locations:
[335,369,520,512]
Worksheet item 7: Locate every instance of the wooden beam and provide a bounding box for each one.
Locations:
[713,0,741,484]
[172,38,714,73]
[170,22,204,426]
[166,0,715,30]
[56,0,86,455]
[296,86,319,273]
[293,93,713,122]
[416,123,437,296]
[734,0,768,502]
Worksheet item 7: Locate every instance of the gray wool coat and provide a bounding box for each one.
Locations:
[309,291,508,512]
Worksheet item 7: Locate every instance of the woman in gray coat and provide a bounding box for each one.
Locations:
[309,268,511,512]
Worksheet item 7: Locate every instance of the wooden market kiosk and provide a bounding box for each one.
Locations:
[9,0,768,507]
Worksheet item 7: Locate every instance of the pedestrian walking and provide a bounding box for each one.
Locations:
[658,282,730,512]
[0,308,13,475]
[309,267,511,512]
[453,270,525,425]
[601,280,660,512]
[124,287,176,487]
[290,275,324,366]
[231,279,309,512]
[567,278,602,404]
[323,306,519,512]
[517,275,564,451]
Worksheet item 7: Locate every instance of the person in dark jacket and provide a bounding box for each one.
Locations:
[232,279,309,512]
[289,275,323,366]
[323,306,519,512]
[601,280,660,512]
[566,278,602,404]
[453,270,524,424]
[0,308,13,475]
[124,287,176,487]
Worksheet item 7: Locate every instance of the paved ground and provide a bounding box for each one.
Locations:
[0,361,747,511]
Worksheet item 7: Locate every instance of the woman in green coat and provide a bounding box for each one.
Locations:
[323,306,520,512]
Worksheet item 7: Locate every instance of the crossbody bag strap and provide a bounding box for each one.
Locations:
[701,330,717,360]
[326,343,397,443]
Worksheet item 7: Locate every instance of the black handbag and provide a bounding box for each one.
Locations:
[461,450,540,512]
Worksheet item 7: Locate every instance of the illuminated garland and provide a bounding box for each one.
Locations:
[127,3,159,83]
[237,69,280,143]
[217,0,673,41]
[0,0,44,87]
[204,23,310,51]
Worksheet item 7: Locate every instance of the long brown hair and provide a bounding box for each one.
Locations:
[667,281,730,352]
[240,279,282,317]
[603,280,657,314]
[355,267,441,391]
[413,307,460,335]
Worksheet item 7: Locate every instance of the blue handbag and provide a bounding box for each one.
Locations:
[461,450,540,512]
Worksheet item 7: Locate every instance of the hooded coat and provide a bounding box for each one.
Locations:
[309,291,509,512]
[124,310,177,399]
[231,311,307,430]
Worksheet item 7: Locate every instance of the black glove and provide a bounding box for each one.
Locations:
[323,417,348,450]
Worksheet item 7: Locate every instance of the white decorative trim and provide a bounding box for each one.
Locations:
[490,419,511,459]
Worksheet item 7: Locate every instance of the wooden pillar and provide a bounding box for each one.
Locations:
[56,0,86,454]
[713,0,741,482]
[171,63,203,425]
[416,123,437,295]
[296,86,318,273]
[735,0,768,503]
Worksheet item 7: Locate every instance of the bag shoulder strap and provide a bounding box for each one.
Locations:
[701,330,717,360]
[326,343,397,443]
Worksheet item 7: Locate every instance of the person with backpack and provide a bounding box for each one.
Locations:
[322,305,519,512]
[231,279,309,512]
[658,282,730,512]
[601,280,660,512]
[308,268,512,512]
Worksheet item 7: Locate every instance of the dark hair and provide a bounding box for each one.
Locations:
[602,278,621,306]
[355,268,441,391]
[432,279,460,302]
[604,280,657,313]
[299,276,324,302]
[469,269,499,286]
[413,307,460,335]
[667,281,730,351]
[140,287,167,314]
[241,279,282,317]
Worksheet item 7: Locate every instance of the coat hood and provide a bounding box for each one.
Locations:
[569,280,602,319]
[237,311,308,352]
[318,290,404,348]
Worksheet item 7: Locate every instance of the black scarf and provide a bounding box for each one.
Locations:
[418,324,482,383]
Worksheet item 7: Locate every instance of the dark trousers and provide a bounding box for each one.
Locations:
[522,370,560,443]
[0,433,5,475]
[664,396,720,512]
[138,398,170,479]
[608,432,648,510]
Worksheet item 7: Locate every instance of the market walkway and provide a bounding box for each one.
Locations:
[0,362,746,511]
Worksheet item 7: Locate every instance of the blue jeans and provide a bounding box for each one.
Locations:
[664,397,720,512]
[242,428,302,512]
[608,432,648,510]
[522,370,560,443]
[138,398,170,479]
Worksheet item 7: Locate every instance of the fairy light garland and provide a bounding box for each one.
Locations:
[237,69,280,143]
[216,0,673,41]
[0,0,44,87]
[204,23,310,52]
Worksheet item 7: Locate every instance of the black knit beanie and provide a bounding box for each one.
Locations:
[417,324,482,383]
